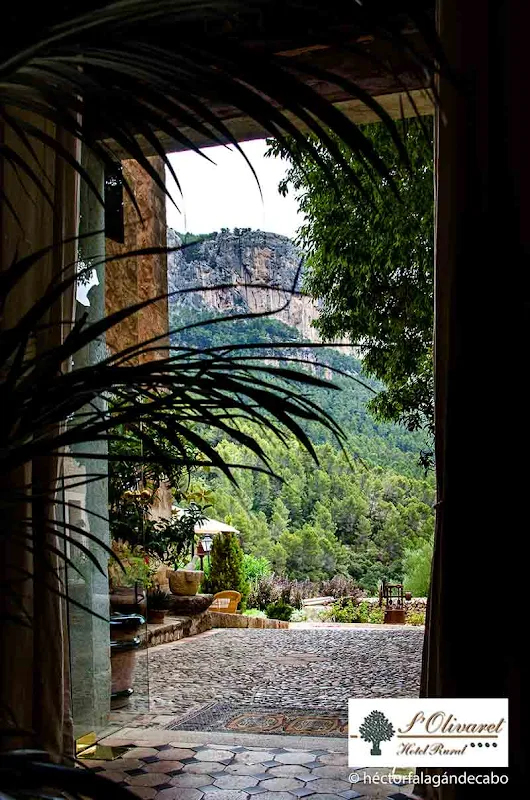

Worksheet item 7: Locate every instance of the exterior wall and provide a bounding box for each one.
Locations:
[105,157,169,362]
[105,156,173,520]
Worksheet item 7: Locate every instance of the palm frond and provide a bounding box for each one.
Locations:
[1,0,439,211]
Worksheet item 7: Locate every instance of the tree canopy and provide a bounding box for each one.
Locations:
[267,118,434,435]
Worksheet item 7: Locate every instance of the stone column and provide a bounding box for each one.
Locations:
[67,150,111,739]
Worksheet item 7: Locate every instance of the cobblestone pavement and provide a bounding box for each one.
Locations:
[90,738,420,800]
[134,627,423,716]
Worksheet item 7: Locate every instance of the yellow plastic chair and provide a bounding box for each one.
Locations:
[209,590,241,614]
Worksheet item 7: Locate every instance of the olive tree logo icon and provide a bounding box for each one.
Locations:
[359,710,395,756]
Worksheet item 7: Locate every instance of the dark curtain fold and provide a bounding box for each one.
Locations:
[421,1,526,796]
[0,118,78,760]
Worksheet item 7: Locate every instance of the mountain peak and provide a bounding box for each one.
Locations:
[167,227,320,340]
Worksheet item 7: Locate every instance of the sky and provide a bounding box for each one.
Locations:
[166,139,303,238]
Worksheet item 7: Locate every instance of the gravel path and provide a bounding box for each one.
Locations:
[132,627,423,715]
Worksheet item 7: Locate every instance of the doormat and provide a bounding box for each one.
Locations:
[166,701,347,737]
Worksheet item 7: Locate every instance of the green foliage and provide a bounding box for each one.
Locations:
[243,608,267,619]
[108,541,150,590]
[268,118,434,435]
[266,600,294,622]
[403,538,433,596]
[242,554,272,586]
[203,532,249,607]
[147,586,171,610]
[407,609,426,626]
[324,600,384,624]
[199,423,434,593]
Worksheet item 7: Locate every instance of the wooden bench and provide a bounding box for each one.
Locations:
[209,590,241,614]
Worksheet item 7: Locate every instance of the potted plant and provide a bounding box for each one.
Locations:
[108,540,150,615]
[146,587,171,624]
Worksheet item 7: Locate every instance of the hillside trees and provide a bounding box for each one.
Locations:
[267,118,434,435]
[191,423,434,592]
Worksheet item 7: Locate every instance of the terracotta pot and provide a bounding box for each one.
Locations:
[109,585,146,616]
[168,569,204,596]
[147,609,166,625]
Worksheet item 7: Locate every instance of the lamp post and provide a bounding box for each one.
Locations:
[196,534,213,570]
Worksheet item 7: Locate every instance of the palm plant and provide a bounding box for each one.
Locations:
[0,0,442,787]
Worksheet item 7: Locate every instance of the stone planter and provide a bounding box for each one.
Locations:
[167,593,213,616]
[109,585,146,616]
[169,569,204,596]
[147,609,167,625]
[110,613,144,709]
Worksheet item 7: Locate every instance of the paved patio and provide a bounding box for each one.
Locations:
[129,627,423,717]
[93,626,424,799]
[92,732,420,800]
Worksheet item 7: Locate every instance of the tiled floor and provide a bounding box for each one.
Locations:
[88,732,419,800]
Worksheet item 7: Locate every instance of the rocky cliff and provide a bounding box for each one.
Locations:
[167,228,320,341]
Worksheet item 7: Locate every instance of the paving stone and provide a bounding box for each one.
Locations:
[127,788,157,799]
[196,749,235,762]
[340,791,364,798]
[268,766,310,779]
[201,792,249,800]
[247,788,267,796]
[168,741,203,749]
[170,773,215,788]
[182,761,227,774]
[258,778,303,791]
[126,772,172,787]
[122,748,160,759]
[317,753,348,766]
[156,749,196,760]
[316,796,363,800]
[156,788,202,800]
[291,789,315,798]
[99,770,129,783]
[235,751,276,765]
[139,760,183,773]
[214,775,259,790]
[248,794,297,800]
[225,763,270,776]
[92,758,143,771]
[307,778,353,793]
[274,753,317,765]
[312,765,352,780]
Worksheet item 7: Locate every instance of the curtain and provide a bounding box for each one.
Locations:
[0,117,79,760]
[420,1,525,796]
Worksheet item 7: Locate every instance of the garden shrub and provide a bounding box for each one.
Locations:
[407,609,426,626]
[247,573,361,611]
[202,532,249,608]
[403,538,433,596]
[242,554,271,586]
[265,600,294,622]
[324,599,384,624]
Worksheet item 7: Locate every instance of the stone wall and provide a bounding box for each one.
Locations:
[140,612,289,648]
[105,157,169,362]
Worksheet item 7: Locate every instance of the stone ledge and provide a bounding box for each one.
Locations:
[139,611,288,647]
[206,611,289,630]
